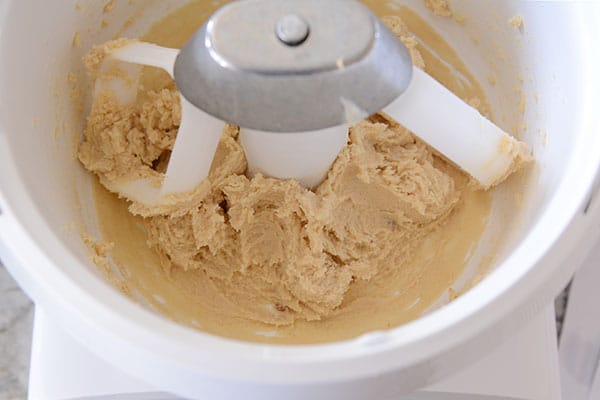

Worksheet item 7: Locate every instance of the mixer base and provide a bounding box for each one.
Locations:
[27,306,560,399]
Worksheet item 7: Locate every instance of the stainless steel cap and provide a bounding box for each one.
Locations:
[174,0,413,132]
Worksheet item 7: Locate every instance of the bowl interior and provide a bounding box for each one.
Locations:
[0,0,587,344]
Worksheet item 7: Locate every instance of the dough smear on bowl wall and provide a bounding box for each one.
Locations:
[78,0,530,344]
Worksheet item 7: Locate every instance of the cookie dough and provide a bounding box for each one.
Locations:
[80,1,529,340]
[425,0,452,17]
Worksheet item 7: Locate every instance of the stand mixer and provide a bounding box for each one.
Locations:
[1,0,599,399]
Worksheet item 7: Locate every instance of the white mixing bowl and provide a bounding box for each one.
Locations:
[1,0,600,398]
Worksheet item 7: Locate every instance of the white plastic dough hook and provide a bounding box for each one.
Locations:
[95,0,527,207]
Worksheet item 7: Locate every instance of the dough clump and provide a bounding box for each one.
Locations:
[425,0,452,17]
[79,18,527,326]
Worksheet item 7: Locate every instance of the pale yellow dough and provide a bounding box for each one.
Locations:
[79,1,530,341]
[425,0,453,17]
